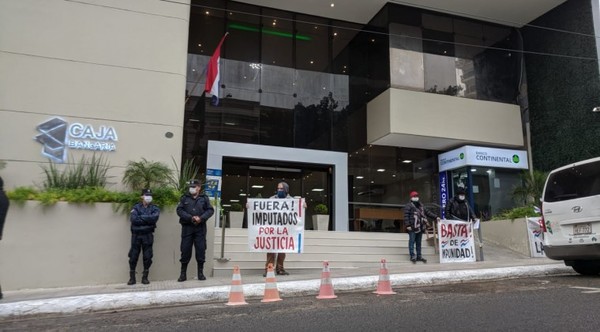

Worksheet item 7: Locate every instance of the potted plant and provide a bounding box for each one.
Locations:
[228,203,244,228]
[312,203,329,231]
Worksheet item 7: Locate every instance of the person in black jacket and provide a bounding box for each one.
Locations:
[0,176,10,299]
[445,187,476,222]
[404,191,439,263]
[127,188,160,285]
[176,179,214,281]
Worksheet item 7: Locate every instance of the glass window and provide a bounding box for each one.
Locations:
[261,9,293,68]
[188,1,225,56]
[544,160,600,202]
[225,2,260,63]
[295,15,329,72]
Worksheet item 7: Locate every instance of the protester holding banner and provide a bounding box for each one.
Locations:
[445,187,476,222]
[404,191,440,263]
[263,182,293,276]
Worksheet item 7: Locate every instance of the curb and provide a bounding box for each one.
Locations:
[0,264,572,319]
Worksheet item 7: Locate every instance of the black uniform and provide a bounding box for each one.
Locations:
[445,196,476,221]
[0,176,9,300]
[128,202,160,270]
[176,193,214,265]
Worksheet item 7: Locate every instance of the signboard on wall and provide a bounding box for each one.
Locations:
[438,145,528,172]
[439,171,448,219]
[34,117,118,163]
[247,198,305,253]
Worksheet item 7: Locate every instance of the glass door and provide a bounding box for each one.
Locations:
[221,158,331,230]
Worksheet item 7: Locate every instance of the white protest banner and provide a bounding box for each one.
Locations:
[247,198,305,253]
[439,219,476,263]
[527,216,545,258]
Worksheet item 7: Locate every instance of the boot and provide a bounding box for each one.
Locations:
[177,263,188,282]
[142,270,150,284]
[417,256,427,263]
[127,270,136,285]
[197,263,206,281]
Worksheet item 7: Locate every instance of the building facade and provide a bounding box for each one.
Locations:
[2,0,597,232]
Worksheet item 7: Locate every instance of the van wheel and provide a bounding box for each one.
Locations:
[571,263,600,275]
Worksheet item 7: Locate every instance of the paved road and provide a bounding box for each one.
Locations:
[2,275,599,331]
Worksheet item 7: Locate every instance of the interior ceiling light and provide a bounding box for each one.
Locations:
[312,188,324,192]
[356,176,364,179]
[251,185,264,188]
[402,160,412,163]
[377,169,385,172]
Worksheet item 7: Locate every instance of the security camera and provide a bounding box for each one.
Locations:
[593,107,600,113]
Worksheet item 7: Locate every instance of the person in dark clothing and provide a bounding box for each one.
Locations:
[0,176,10,300]
[445,187,477,222]
[176,179,214,281]
[404,191,439,263]
[127,188,160,285]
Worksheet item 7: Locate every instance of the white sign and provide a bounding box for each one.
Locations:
[439,219,476,263]
[35,117,118,163]
[247,198,305,253]
[527,217,546,258]
[438,145,528,172]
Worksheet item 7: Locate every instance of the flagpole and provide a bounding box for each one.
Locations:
[185,66,208,104]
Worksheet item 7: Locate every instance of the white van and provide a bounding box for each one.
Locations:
[541,156,600,275]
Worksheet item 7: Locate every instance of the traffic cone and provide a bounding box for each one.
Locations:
[261,263,282,302]
[374,258,396,295]
[316,261,337,299]
[226,265,248,306]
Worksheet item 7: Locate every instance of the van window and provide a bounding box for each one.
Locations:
[544,160,600,202]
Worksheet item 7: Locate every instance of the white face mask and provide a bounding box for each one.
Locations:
[458,195,466,201]
[189,187,197,195]
[411,197,419,202]
[143,196,153,203]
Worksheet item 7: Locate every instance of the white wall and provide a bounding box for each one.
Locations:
[0,201,215,290]
[0,0,191,189]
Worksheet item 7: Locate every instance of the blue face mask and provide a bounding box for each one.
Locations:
[277,190,286,198]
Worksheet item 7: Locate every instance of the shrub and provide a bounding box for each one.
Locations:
[123,158,172,191]
[41,154,111,189]
[230,203,243,212]
[492,205,539,221]
[169,157,200,195]
[314,203,328,214]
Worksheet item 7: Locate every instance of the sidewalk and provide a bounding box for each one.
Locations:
[0,243,573,319]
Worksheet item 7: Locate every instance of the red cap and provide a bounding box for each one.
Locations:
[410,191,419,198]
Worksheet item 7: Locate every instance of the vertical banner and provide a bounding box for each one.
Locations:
[439,171,448,219]
[526,217,545,258]
[247,198,305,253]
[439,219,476,263]
[204,169,222,198]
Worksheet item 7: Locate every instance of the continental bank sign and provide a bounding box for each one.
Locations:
[34,117,118,163]
[438,145,528,172]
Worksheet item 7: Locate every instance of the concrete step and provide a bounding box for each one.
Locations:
[212,228,439,277]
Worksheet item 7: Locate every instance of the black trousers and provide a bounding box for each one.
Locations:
[128,233,154,270]
[180,225,206,264]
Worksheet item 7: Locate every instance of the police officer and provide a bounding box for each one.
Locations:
[0,176,10,299]
[127,188,160,285]
[176,179,214,281]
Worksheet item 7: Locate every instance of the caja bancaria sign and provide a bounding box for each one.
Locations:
[34,117,118,163]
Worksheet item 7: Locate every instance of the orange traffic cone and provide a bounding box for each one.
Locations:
[261,263,282,302]
[374,258,396,295]
[316,261,337,299]
[226,265,248,306]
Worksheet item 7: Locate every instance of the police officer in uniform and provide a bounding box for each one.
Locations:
[176,179,214,281]
[127,188,160,285]
[0,176,10,299]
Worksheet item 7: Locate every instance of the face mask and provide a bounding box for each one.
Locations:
[143,196,153,204]
[277,190,286,198]
[458,195,466,201]
[411,197,419,202]
[189,187,197,195]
